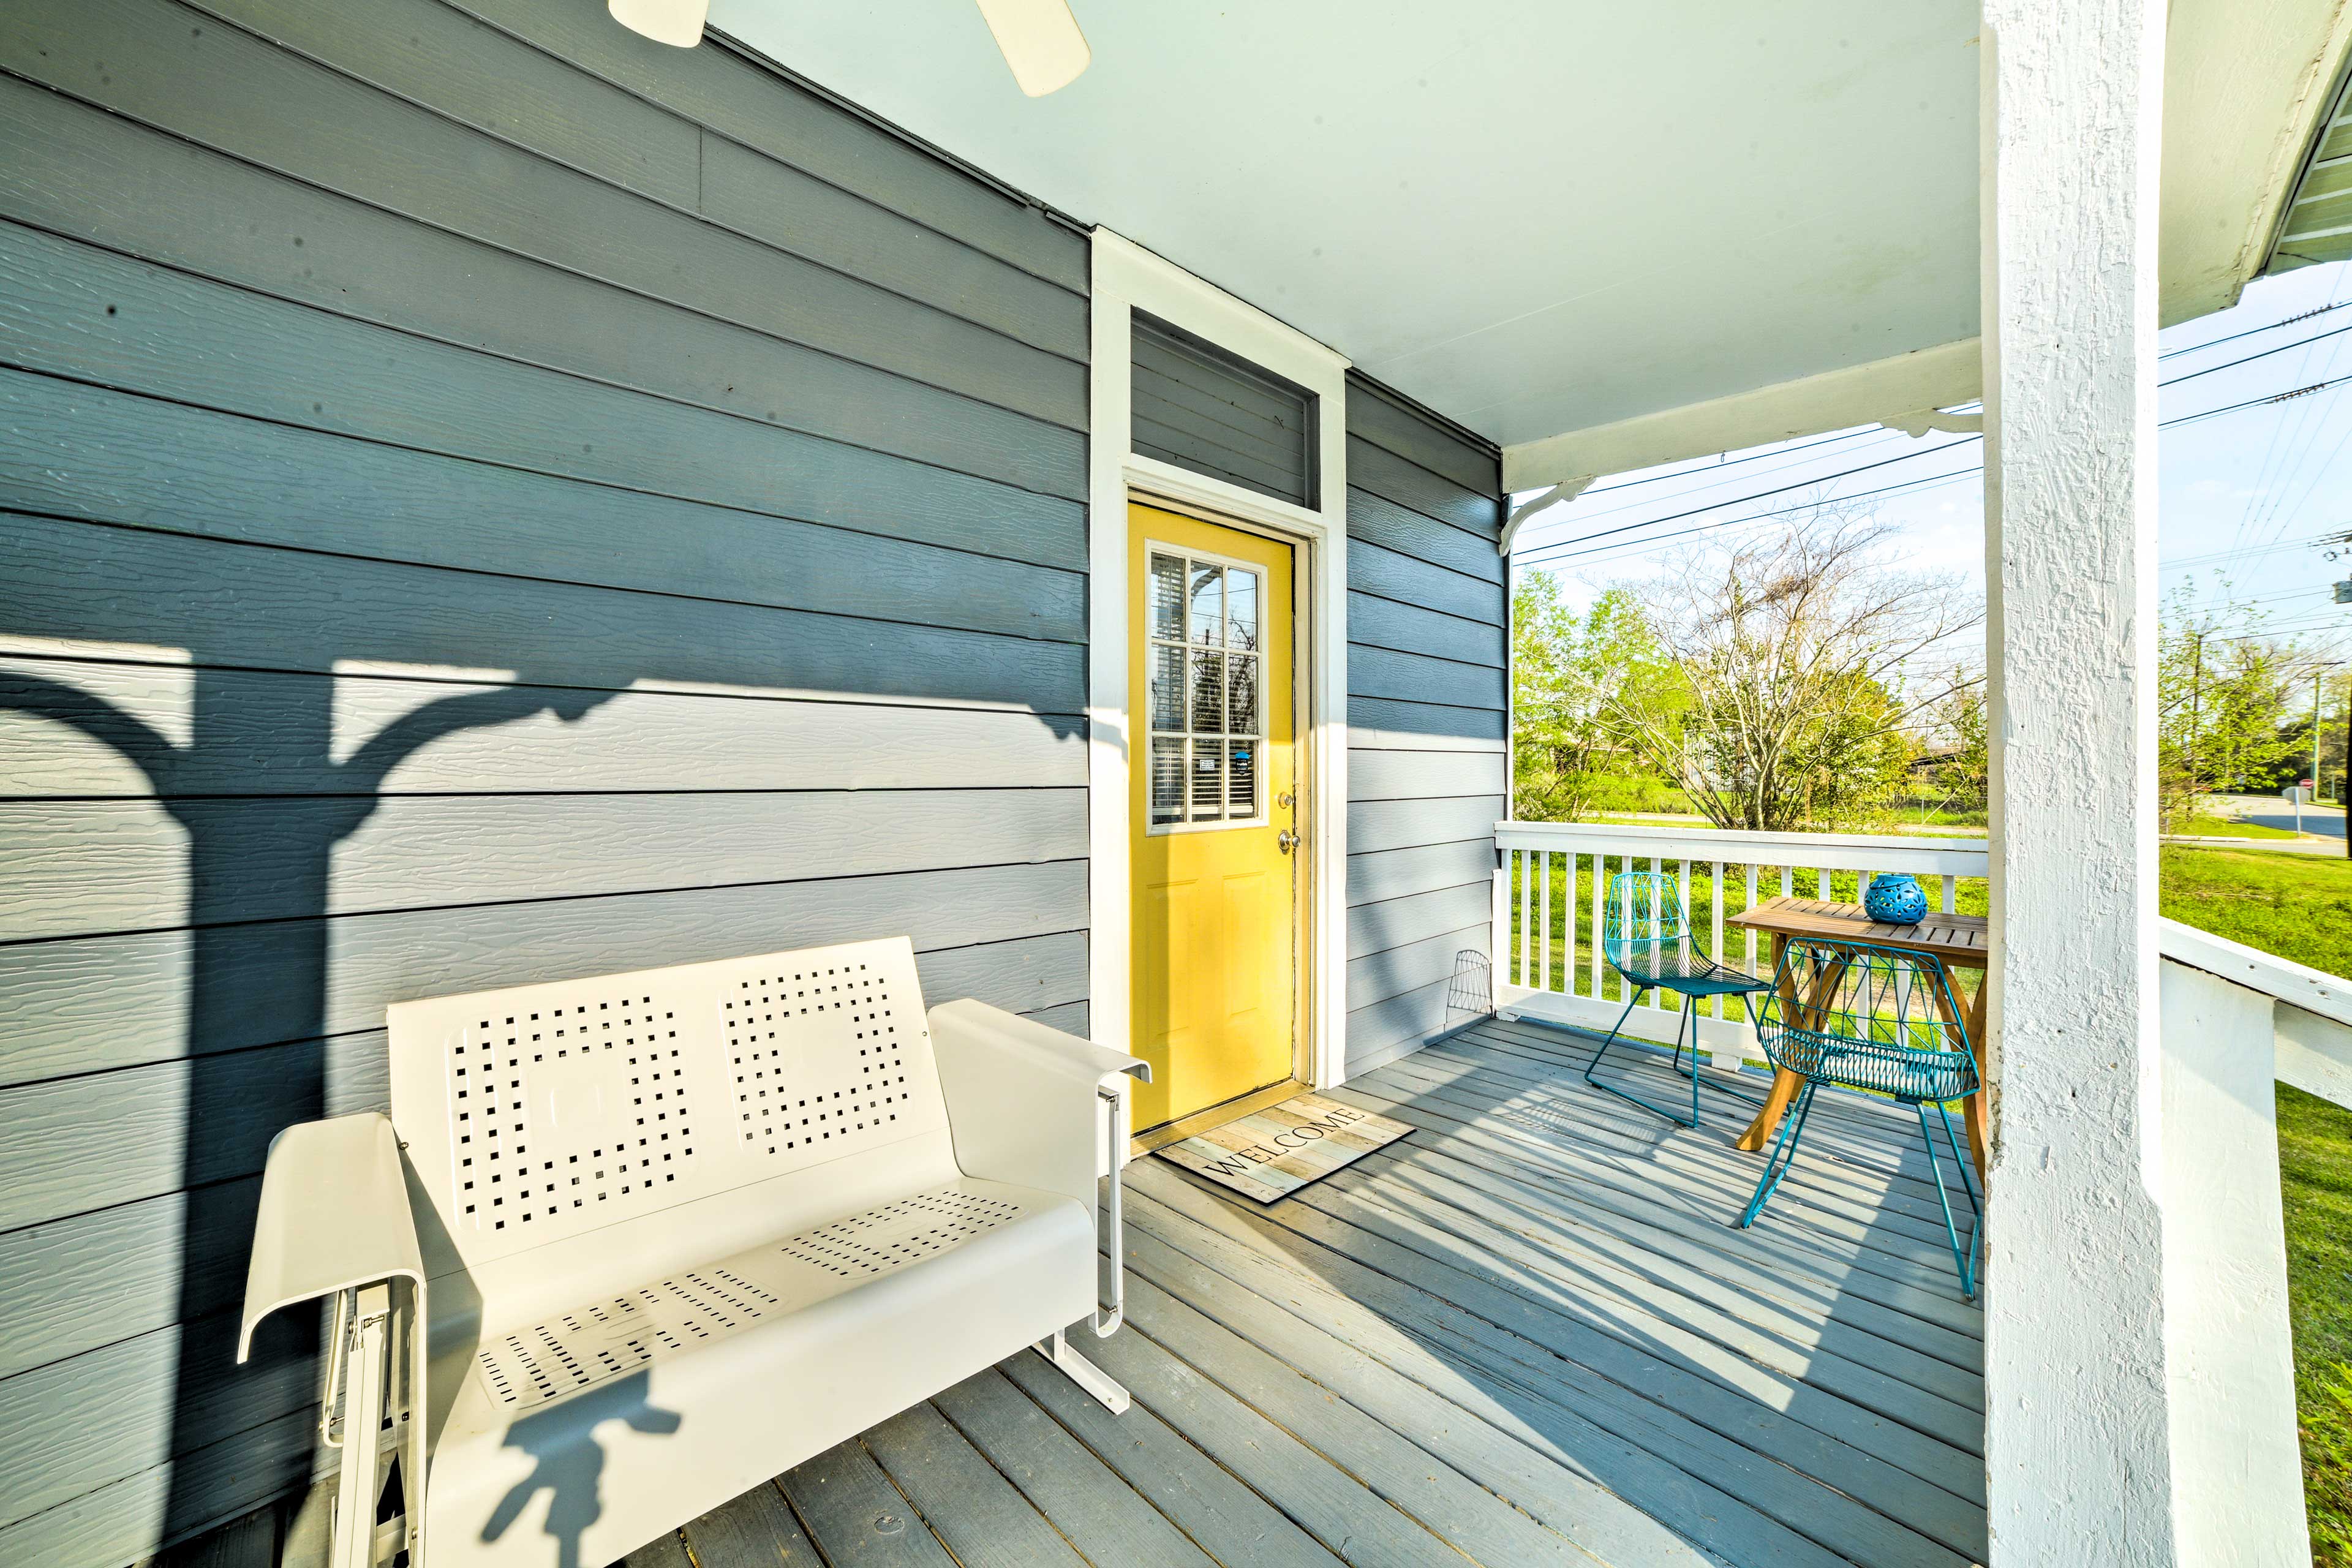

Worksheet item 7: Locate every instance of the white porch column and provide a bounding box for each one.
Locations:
[1979,2,2177,1565]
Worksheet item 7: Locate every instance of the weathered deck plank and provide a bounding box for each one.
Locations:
[1114,1273,1672,1568]
[778,1441,959,1568]
[1396,1038,1962,1234]
[1321,1072,1972,1311]
[1339,1147,1986,1393]
[680,1483,824,1568]
[861,1401,1092,1568]
[1364,1050,1967,1264]
[1453,1022,1969,1197]
[1080,1310,1468,1568]
[1125,1216,1817,1567]
[1317,1075,1980,1330]
[1133,1189,1980,1568]
[1127,1170,1988,1551]
[1461,1019,1980,1216]
[930,1369,1223,1568]
[619,1531,692,1568]
[999,1348,1349,1568]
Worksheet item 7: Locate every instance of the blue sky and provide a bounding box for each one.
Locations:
[1513,261,2352,663]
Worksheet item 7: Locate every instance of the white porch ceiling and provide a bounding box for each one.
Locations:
[710,0,2350,478]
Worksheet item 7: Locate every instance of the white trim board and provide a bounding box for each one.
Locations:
[1087,228,1352,1095]
[1499,337,1982,499]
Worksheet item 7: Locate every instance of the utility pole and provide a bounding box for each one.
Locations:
[2188,628,2204,799]
[2316,667,2327,803]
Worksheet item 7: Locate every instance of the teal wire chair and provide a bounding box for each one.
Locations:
[1738,937,1983,1297]
[1585,870,1776,1128]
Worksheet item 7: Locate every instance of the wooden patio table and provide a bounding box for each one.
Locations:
[1727,895,1990,1184]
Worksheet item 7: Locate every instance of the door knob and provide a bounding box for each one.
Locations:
[1277,829,1298,854]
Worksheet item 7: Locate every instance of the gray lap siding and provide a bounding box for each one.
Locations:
[1341,374,1509,1076]
[0,1,1087,1561]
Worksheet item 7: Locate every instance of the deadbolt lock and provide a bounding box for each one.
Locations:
[1277,791,1295,810]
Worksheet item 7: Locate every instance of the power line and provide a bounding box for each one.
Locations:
[2180,586,2337,611]
[1510,438,1980,559]
[2159,529,2344,572]
[2157,318,2352,388]
[1517,363,2352,557]
[1553,471,1991,576]
[2217,273,2352,573]
[1514,464,1982,568]
[1566,426,1892,500]
[1554,431,1918,524]
[2160,374,2352,430]
[2213,276,2352,578]
[2200,618,2351,644]
[1518,379,2352,570]
[2159,300,2350,360]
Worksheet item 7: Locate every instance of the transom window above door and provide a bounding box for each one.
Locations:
[1146,545,1264,831]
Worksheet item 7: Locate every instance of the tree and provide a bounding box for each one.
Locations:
[2321,669,2352,804]
[1509,575,1662,820]
[1596,506,1983,832]
[2157,579,2307,824]
[1917,668,1990,816]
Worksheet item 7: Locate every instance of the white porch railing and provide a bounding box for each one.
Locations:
[1488,820,1990,1065]
[2149,922,2352,1564]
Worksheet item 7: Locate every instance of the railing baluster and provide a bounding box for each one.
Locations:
[1538,850,1553,992]
[1492,854,1509,990]
[1650,854,1665,1009]
[1564,853,1580,997]
[1517,847,1531,987]
[1710,859,1725,1019]
[1592,853,1607,1000]
[1745,863,1760,979]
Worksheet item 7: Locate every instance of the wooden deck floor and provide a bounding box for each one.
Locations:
[199,1020,1989,1568]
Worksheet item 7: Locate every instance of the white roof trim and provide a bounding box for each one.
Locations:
[1501,337,1981,496]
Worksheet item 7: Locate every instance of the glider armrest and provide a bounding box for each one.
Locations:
[930,1000,1148,1335]
[239,1112,426,1362]
[930,998,1147,1207]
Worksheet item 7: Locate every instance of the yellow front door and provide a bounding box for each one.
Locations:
[1129,503,1300,1133]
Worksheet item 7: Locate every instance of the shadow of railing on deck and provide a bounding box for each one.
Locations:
[1134,1027,1991,1567]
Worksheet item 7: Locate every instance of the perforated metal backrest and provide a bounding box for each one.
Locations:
[386,937,946,1275]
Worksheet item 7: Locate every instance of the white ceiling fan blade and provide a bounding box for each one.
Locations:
[608,0,707,48]
[973,0,1090,97]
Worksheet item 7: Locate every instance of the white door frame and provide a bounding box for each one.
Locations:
[1088,227,1351,1095]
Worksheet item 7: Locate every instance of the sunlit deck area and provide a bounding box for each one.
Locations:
[194,1020,1985,1568]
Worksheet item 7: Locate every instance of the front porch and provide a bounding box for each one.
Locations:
[11,0,2352,1563]
[208,1027,1985,1568]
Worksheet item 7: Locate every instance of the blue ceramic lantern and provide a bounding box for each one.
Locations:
[1863,872,1929,925]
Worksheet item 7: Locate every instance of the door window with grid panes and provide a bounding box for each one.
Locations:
[1145,546,1265,831]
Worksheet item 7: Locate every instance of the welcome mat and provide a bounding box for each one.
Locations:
[1155,1092,1412,1203]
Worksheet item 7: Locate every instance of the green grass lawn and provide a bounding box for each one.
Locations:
[2171,812,2305,841]
[2160,845,2352,1562]
[2279,1085,2352,1566]
[2159,845,2352,979]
